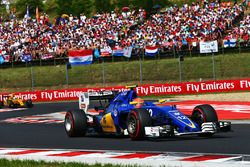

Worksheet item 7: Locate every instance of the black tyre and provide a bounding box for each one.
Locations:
[8,101,15,108]
[191,104,218,137]
[0,101,3,108]
[25,99,33,108]
[64,110,88,137]
[127,108,152,140]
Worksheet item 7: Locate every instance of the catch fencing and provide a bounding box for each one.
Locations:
[0,44,249,90]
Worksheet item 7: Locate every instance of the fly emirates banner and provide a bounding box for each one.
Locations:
[0,79,249,102]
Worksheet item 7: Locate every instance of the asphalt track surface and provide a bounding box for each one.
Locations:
[0,102,250,155]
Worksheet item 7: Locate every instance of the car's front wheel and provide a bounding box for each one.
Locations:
[8,101,15,108]
[127,108,152,140]
[64,110,87,137]
[191,104,218,137]
[25,100,33,108]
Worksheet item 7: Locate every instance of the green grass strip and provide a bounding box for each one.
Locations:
[0,158,138,167]
[0,53,249,91]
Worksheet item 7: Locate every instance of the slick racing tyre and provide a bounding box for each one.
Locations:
[191,104,218,137]
[127,108,152,140]
[8,101,15,108]
[64,110,87,137]
[25,100,33,108]
[0,101,3,108]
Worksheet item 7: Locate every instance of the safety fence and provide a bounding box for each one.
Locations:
[0,51,249,90]
[0,41,250,68]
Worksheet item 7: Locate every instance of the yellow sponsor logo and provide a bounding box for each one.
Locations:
[100,113,116,133]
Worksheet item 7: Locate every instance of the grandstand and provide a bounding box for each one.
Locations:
[0,1,249,67]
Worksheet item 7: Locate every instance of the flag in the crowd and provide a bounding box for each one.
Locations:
[68,49,93,65]
[36,6,40,23]
[94,48,100,58]
[100,47,112,57]
[123,46,133,58]
[3,55,10,62]
[145,46,159,56]
[41,54,53,60]
[223,39,237,48]
[21,54,32,62]
[112,46,124,56]
[24,5,30,19]
[0,55,4,64]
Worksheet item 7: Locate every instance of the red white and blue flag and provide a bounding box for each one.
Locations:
[68,49,93,65]
[112,46,133,58]
[145,46,159,56]
[100,47,112,57]
[112,46,124,56]
[41,54,53,60]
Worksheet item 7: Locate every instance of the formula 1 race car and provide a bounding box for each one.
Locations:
[64,86,231,140]
[0,94,33,108]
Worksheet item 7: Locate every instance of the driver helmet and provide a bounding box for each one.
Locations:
[132,98,144,108]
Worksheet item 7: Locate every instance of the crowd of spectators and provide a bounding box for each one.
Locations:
[0,7,146,62]
[130,1,245,51]
[223,14,250,45]
[0,0,248,63]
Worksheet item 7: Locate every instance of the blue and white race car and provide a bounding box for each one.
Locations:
[64,86,231,140]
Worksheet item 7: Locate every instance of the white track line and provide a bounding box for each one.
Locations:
[0,148,249,167]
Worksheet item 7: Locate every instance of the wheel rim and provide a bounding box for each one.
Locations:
[65,115,72,132]
[128,116,137,135]
[193,111,204,126]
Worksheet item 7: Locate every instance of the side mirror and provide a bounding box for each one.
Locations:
[158,99,167,103]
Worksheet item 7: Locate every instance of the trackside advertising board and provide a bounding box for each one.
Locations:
[199,40,218,53]
[0,79,249,102]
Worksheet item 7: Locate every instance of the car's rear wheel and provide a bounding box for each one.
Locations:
[191,104,218,137]
[64,110,87,137]
[25,100,33,108]
[127,108,152,140]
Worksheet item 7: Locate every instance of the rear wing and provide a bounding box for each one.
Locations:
[79,90,118,113]
[87,91,118,100]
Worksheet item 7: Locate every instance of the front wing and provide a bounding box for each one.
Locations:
[144,121,231,138]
